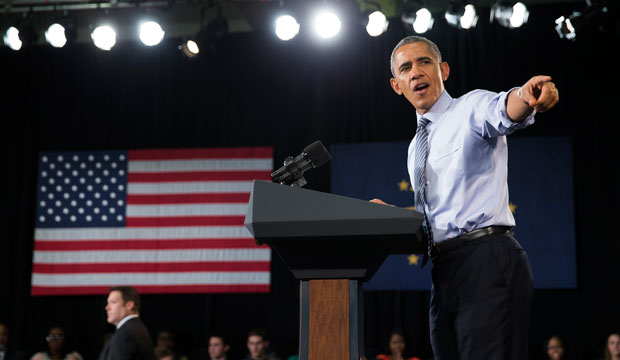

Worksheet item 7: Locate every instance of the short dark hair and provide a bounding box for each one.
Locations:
[109,286,141,313]
[247,328,267,341]
[209,332,229,346]
[390,36,443,77]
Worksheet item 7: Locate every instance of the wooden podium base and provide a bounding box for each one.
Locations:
[299,279,364,360]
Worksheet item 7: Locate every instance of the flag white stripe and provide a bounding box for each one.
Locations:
[128,159,273,172]
[32,272,270,286]
[126,204,248,217]
[127,181,253,194]
[34,249,270,263]
[35,227,252,241]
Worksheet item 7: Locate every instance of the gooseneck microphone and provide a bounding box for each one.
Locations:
[271,141,331,188]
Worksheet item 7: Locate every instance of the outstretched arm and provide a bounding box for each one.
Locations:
[507,75,559,122]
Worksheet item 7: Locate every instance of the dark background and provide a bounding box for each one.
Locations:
[2,2,619,359]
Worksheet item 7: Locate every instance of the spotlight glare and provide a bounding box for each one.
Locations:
[91,25,116,51]
[186,40,199,54]
[413,8,434,34]
[313,10,341,39]
[366,11,389,37]
[139,21,165,46]
[510,2,529,28]
[460,5,478,29]
[555,15,577,40]
[3,26,22,50]
[275,15,300,41]
[45,23,67,48]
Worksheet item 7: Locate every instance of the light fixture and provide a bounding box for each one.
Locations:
[555,15,577,40]
[45,17,77,48]
[3,26,22,50]
[91,24,116,51]
[490,1,529,28]
[445,2,479,29]
[138,20,165,46]
[555,1,614,41]
[179,3,228,58]
[275,14,300,41]
[312,9,342,39]
[401,2,434,34]
[366,10,389,37]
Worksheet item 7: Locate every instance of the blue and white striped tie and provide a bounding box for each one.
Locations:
[413,117,434,265]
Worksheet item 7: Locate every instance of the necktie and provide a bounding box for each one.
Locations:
[413,117,434,266]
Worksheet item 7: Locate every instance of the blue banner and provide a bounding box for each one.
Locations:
[330,137,576,290]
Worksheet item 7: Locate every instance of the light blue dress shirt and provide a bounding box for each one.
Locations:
[407,90,536,242]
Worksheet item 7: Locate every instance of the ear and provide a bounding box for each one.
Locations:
[125,300,136,312]
[390,78,403,95]
[440,62,450,82]
[224,345,230,352]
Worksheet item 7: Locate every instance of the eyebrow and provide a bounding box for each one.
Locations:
[398,56,434,73]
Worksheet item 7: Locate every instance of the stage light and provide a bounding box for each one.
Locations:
[275,14,300,41]
[366,11,388,37]
[139,21,165,46]
[3,26,22,50]
[91,25,116,51]
[555,15,577,40]
[180,39,200,57]
[45,23,67,48]
[490,1,529,28]
[413,8,434,34]
[313,10,341,39]
[445,3,478,29]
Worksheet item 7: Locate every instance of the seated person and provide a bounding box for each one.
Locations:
[375,329,420,360]
[30,327,82,360]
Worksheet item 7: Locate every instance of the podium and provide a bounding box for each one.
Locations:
[244,180,424,360]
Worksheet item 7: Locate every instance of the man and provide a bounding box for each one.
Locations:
[373,36,559,359]
[208,334,230,360]
[0,323,26,360]
[242,329,280,360]
[98,286,155,360]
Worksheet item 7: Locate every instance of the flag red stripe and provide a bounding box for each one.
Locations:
[125,216,245,227]
[31,284,270,296]
[126,193,251,204]
[129,148,273,160]
[32,262,270,273]
[127,171,272,183]
[34,239,264,251]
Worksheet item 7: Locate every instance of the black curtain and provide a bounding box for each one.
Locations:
[2,3,619,360]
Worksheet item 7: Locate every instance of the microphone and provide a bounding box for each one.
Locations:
[271,141,331,188]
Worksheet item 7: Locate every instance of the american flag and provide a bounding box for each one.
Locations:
[32,147,273,296]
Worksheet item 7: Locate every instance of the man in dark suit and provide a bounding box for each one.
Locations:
[98,286,155,360]
[0,323,27,360]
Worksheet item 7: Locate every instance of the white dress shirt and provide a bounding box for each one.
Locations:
[408,90,535,242]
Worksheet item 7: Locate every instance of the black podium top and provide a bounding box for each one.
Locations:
[244,180,425,281]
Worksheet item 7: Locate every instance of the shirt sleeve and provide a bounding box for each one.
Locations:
[467,88,535,138]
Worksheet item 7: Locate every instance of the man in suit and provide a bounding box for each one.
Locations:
[98,286,155,360]
[0,323,27,360]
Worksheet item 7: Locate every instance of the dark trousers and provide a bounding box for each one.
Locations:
[429,233,533,360]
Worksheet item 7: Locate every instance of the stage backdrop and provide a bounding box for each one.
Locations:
[32,147,273,295]
[331,137,576,290]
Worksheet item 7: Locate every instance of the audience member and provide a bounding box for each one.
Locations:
[0,323,27,360]
[605,333,620,360]
[207,334,230,360]
[30,327,82,360]
[544,335,566,360]
[154,347,174,360]
[154,331,187,360]
[242,329,281,360]
[375,329,421,360]
[97,286,155,360]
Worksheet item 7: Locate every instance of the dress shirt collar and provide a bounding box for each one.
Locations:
[116,314,139,330]
[416,90,453,125]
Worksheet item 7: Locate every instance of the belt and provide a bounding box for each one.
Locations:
[430,226,512,260]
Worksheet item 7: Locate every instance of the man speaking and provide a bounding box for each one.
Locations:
[372,36,559,360]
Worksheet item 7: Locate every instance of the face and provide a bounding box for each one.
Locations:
[247,335,267,359]
[209,336,229,359]
[546,336,565,360]
[0,324,8,349]
[46,327,65,353]
[157,331,174,349]
[105,290,134,326]
[608,334,620,357]
[388,333,406,357]
[390,42,450,115]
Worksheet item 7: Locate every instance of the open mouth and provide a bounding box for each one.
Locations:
[414,83,430,93]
